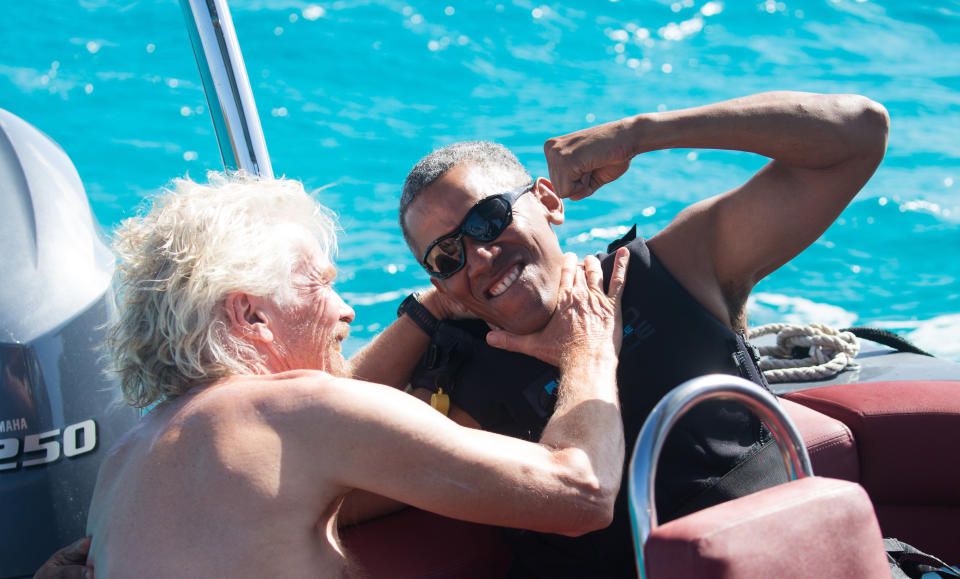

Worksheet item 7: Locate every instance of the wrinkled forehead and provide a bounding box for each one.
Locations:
[300,243,336,278]
[284,227,336,280]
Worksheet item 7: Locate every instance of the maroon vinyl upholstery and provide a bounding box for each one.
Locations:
[644,477,890,579]
[786,380,960,562]
[781,397,859,482]
[338,381,960,576]
[340,508,513,579]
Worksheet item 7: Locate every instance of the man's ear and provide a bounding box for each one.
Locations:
[225,292,274,344]
[533,178,565,226]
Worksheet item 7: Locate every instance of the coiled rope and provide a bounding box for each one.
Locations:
[748,323,860,383]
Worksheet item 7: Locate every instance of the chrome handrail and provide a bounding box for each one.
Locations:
[628,374,813,579]
[179,0,273,178]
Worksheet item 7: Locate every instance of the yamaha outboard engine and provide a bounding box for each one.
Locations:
[0,109,139,577]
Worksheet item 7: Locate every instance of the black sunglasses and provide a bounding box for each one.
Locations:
[421,182,535,279]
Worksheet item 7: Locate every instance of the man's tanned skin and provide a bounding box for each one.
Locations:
[84,178,630,578]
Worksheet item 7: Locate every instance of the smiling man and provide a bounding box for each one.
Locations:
[83,174,631,577]
[396,91,889,577]
[407,165,565,336]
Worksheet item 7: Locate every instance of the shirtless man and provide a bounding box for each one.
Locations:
[84,174,630,577]
[394,91,889,576]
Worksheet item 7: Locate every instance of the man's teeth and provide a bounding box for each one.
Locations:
[489,265,521,297]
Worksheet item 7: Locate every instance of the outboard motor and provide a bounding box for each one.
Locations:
[0,109,139,577]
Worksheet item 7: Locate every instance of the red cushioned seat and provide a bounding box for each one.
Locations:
[781,397,859,482]
[785,380,960,562]
[340,508,513,578]
[644,477,890,579]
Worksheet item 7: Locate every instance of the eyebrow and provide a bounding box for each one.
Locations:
[299,260,337,287]
[322,265,338,284]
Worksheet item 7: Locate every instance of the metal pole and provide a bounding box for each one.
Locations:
[179,0,273,178]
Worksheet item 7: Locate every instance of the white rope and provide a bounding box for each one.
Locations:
[748,323,860,383]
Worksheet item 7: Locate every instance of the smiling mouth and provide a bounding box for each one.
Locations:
[488,264,522,298]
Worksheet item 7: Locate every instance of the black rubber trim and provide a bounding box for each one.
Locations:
[841,326,934,357]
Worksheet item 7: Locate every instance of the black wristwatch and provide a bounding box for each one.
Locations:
[397,291,439,337]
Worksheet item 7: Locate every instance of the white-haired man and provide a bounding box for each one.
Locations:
[84,174,630,577]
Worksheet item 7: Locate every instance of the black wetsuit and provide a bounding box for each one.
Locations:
[410,227,787,578]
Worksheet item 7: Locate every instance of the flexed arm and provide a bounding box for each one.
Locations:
[544,92,889,326]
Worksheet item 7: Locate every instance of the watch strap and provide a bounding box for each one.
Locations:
[397,292,439,336]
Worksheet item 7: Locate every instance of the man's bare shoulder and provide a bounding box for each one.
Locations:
[166,371,332,417]
[188,370,403,416]
[178,371,430,451]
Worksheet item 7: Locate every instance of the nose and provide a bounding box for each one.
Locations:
[463,237,499,275]
[336,292,355,323]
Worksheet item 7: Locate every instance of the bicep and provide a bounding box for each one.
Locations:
[713,157,874,284]
[654,155,877,316]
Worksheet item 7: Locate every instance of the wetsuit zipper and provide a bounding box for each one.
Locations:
[735,329,771,391]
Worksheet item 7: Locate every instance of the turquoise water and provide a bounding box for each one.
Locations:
[2,0,959,359]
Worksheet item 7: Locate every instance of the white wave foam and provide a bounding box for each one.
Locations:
[568,225,631,244]
[898,199,952,219]
[904,314,960,360]
[340,286,427,307]
[747,293,859,328]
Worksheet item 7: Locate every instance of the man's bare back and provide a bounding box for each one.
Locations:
[87,374,355,577]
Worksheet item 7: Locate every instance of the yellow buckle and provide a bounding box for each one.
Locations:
[430,388,450,416]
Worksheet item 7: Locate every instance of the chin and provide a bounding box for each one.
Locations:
[497,306,552,336]
[322,351,349,377]
[513,289,556,334]
[483,277,557,334]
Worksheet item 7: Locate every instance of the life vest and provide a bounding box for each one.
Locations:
[410,226,786,577]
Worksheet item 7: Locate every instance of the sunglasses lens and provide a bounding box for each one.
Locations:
[426,237,464,277]
[423,190,524,278]
[463,197,511,240]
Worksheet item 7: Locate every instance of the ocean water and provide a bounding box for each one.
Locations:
[2,0,958,360]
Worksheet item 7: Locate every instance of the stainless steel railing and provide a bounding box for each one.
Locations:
[628,374,813,578]
[179,0,273,178]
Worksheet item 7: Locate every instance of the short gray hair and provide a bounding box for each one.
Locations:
[398,141,531,248]
[107,173,338,408]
